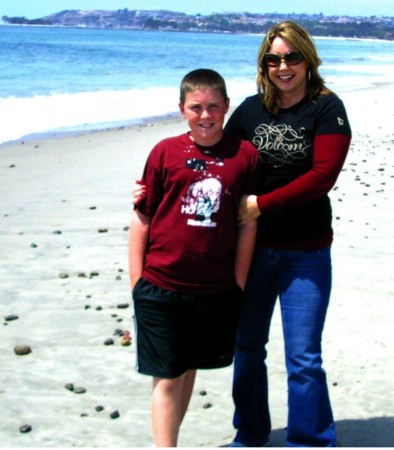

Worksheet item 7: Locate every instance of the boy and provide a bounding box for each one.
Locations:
[128,69,259,447]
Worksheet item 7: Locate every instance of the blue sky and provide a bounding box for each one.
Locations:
[1,0,393,19]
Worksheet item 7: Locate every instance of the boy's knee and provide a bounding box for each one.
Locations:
[153,375,185,395]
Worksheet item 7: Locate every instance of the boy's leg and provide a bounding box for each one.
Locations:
[152,369,197,447]
[180,369,197,422]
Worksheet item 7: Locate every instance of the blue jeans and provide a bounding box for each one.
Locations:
[232,247,336,447]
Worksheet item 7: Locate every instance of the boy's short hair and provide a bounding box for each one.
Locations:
[179,68,228,105]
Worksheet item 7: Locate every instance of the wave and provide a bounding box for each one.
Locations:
[0,72,392,145]
[0,81,257,144]
[0,87,179,144]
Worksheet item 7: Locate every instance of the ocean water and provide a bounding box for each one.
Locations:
[1,25,394,144]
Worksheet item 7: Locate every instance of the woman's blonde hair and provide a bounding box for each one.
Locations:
[257,21,331,115]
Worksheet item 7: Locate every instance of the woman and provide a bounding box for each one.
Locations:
[224,21,351,447]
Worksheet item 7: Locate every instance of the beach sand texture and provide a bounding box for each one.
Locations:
[1,85,393,447]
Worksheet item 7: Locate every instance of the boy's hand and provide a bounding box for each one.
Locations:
[238,195,260,224]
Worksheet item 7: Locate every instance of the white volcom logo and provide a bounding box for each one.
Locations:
[338,117,345,126]
[252,123,310,167]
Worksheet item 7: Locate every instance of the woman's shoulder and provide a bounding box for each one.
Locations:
[308,92,349,118]
[238,93,261,107]
[312,92,351,134]
[233,94,265,117]
[314,91,344,107]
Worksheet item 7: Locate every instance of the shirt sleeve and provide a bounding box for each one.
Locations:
[314,95,352,137]
[256,133,351,212]
[136,144,164,217]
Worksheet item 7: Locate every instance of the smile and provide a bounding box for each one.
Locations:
[279,74,293,80]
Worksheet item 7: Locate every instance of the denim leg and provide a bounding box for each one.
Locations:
[232,248,278,446]
[279,248,336,447]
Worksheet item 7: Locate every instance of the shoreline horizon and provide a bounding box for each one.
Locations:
[1,22,393,42]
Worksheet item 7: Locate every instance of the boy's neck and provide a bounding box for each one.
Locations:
[188,130,224,147]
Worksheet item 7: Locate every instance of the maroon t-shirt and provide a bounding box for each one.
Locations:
[137,132,259,294]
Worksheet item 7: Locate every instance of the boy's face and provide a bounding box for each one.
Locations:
[179,88,229,147]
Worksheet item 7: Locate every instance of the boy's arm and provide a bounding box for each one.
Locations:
[234,219,257,290]
[128,209,151,290]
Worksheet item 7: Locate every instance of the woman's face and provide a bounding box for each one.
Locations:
[267,36,308,105]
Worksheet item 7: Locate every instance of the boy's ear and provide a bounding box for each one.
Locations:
[225,98,230,113]
[179,102,186,117]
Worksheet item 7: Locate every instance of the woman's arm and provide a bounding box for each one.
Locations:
[239,134,351,223]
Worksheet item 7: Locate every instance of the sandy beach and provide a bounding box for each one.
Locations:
[1,84,393,448]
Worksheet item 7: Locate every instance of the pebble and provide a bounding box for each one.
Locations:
[98,228,108,233]
[65,383,74,391]
[121,337,131,346]
[31,243,38,248]
[203,402,212,409]
[4,314,19,322]
[110,410,120,419]
[73,387,87,394]
[95,405,104,412]
[14,345,32,356]
[117,303,129,309]
[59,273,69,279]
[19,424,32,433]
[199,390,207,396]
[104,338,114,346]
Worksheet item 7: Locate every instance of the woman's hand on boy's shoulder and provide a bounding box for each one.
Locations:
[132,179,147,206]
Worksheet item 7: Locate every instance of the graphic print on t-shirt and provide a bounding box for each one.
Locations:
[252,123,311,168]
[181,177,222,227]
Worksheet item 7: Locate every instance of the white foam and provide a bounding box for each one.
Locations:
[1,69,393,145]
[0,87,179,144]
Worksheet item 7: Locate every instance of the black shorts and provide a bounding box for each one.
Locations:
[132,278,244,379]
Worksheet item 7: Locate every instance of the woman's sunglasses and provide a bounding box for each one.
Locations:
[263,52,304,67]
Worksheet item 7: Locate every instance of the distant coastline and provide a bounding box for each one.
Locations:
[2,9,394,40]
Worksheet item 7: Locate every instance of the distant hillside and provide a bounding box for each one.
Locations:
[2,9,394,40]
